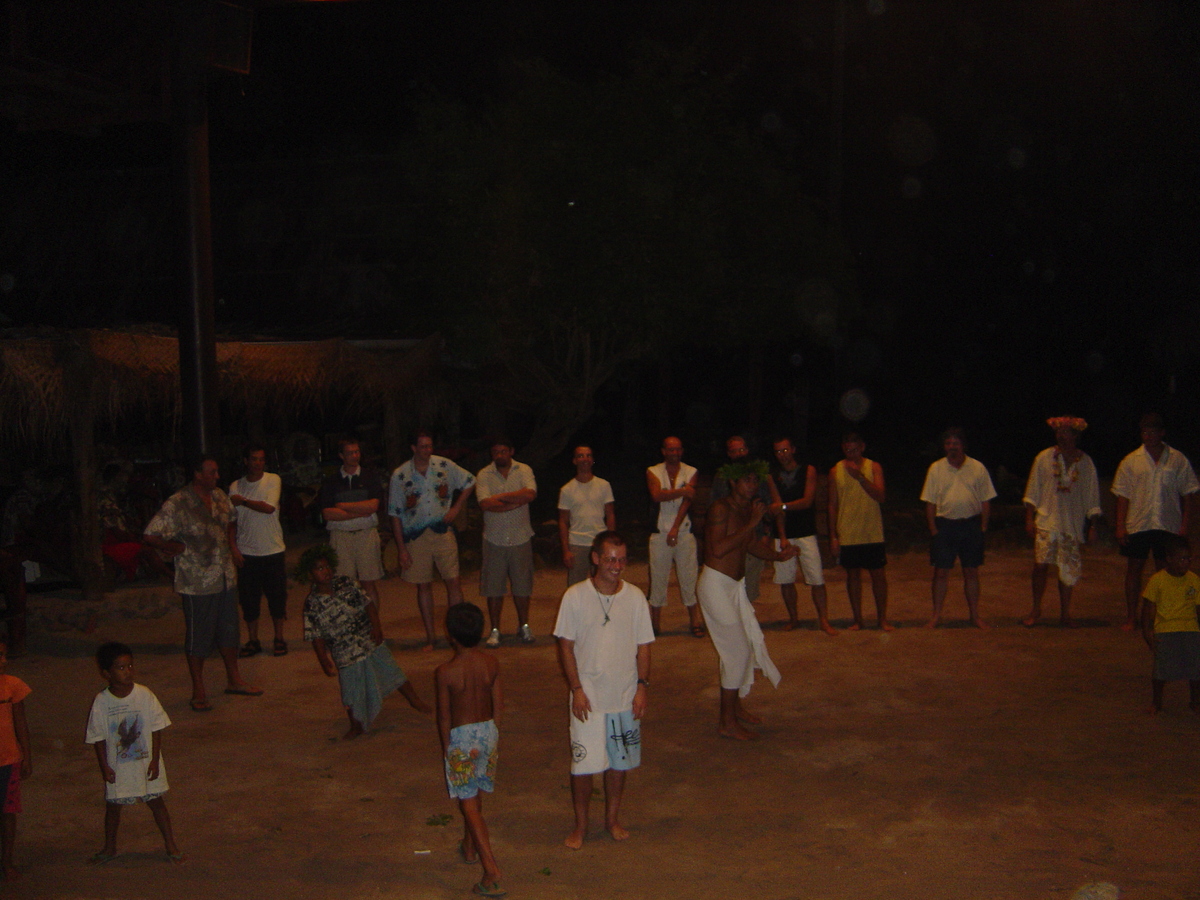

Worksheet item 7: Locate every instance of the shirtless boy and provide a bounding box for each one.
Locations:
[698,461,796,740]
[435,603,505,897]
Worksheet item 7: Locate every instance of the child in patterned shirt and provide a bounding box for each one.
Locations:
[300,545,430,738]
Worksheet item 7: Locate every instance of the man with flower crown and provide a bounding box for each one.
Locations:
[1022,417,1102,627]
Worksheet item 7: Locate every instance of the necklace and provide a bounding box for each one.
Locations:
[595,587,616,626]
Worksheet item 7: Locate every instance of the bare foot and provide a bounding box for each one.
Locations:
[925,617,941,629]
[1021,615,1039,627]
[970,618,990,631]
[607,824,630,841]
[848,622,862,632]
[819,621,839,636]
[735,705,762,725]
[719,722,761,741]
[225,681,263,696]
[564,829,585,850]
[1120,619,1137,632]
[783,619,797,632]
[879,620,895,632]
[420,642,436,653]
[342,722,364,740]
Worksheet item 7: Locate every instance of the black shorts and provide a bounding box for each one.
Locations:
[930,516,985,569]
[839,542,887,571]
[1121,529,1175,563]
[237,552,288,621]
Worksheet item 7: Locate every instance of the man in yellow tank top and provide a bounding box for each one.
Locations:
[827,433,892,631]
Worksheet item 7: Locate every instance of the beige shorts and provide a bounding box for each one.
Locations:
[402,529,460,584]
[481,540,534,597]
[329,528,384,583]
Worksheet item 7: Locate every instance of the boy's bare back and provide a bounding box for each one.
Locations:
[436,648,501,730]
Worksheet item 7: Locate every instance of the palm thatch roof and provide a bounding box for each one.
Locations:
[0,328,441,444]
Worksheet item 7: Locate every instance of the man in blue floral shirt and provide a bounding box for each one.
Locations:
[389,432,476,650]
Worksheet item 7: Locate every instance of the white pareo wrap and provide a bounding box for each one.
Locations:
[697,566,781,697]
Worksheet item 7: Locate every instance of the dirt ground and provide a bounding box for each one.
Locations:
[8,543,1200,900]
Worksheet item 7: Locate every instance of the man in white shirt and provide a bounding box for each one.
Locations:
[1022,417,1102,628]
[920,427,997,629]
[558,447,615,588]
[554,531,653,850]
[476,437,537,646]
[1112,413,1200,630]
[230,444,289,657]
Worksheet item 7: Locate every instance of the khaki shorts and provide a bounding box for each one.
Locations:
[329,528,384,582]
[402,529,460,584]
[481,540,534,597]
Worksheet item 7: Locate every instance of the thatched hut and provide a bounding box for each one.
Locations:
[0,328,440,598]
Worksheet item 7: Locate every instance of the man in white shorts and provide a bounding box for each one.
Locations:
[770,436,836,635]
[645,436,705,637]
[554,531,653,850]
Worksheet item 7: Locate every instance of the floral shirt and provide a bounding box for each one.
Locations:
[144,486,237,595]
[388,456,475,541]
[303,575,376,669]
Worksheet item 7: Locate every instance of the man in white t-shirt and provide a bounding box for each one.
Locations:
[1112,413,1200,630]
[919,427,997,630]
[558,446,616,588]
[230,444,289,657]
[554,531,653,850]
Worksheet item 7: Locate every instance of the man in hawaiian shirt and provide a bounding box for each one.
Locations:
[144,455,263,712]
[389,432,476,651]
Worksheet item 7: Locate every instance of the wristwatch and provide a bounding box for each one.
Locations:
[637,678,650,687]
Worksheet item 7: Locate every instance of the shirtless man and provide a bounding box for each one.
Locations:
[698,461,796,740]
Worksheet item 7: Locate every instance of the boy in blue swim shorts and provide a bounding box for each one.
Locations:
[436,602,504,897]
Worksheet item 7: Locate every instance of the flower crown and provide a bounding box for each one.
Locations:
[718,459,770,482]
[1047,416,1087,432]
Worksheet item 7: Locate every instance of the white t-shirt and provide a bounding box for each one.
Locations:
[920,456,997,520]
[85,684,171,801]
[647,462,696,534]
[554,579,654,713]
[230,472,285,557]
[1112,444,1200,534]
[557,476,615,545]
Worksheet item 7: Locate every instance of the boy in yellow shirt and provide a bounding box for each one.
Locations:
[1141,535,1200,714]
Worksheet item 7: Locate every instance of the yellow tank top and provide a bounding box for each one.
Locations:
[834,460,884,546]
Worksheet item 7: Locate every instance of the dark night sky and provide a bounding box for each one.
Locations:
[2,0,1198,474]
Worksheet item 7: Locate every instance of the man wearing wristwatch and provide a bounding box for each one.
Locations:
[553,531,653,850]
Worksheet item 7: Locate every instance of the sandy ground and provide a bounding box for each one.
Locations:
[7,544,1200,900]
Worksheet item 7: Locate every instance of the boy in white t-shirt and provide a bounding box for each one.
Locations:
[85,642,182,864]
